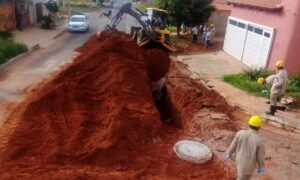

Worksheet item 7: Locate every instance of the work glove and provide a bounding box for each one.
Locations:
[257,167,264,174]
[224,154,231,161]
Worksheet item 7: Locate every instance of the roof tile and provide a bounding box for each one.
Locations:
[213,0,231,11]
[227,0,283,9]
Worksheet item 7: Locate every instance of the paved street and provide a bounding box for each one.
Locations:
[0,11,107,126]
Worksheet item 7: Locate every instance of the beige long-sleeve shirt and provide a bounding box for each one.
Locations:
[270,69,288,94]
[227,129,265,176]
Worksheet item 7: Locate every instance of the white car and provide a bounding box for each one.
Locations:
[68,15,89,32]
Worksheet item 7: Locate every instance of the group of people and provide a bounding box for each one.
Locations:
[192,24,216,48]
[226,60,289,180]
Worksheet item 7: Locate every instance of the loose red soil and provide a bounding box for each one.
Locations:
[0,31,237,179]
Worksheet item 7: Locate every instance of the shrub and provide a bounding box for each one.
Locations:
[41,16,54,29]
[0,31,14,40]
[0,39,28,64]
[242,68,273,81]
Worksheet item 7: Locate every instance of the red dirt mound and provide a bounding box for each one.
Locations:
[0,31,235,179]
[1,31,161,167]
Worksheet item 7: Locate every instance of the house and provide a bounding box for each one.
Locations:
[209,0,232,37]
[0,0,59,31]
[223,0,300,76]
[0,1,16,31]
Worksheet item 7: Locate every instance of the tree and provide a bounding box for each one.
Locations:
[45,0,59,13]
[156,0,215,36]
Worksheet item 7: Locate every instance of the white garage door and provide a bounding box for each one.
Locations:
[223,18,247,60]
[223,16,275,68]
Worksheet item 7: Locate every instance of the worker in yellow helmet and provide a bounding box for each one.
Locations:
[225,115,265,180]
[265,60,288,115]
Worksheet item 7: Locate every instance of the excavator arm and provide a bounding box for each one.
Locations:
[107,3,147,30]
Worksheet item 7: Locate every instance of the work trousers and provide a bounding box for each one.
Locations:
[270,92,280,105]
[193,35,198,44]
[237,174,252,180]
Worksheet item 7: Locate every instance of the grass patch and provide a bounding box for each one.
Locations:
[0,38,28,64]
[167,26,177,34]
[223,69,300,105]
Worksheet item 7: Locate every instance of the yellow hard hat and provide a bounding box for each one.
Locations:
[257,77,264,86]
[248,115,263,127]
[276,60,284,68]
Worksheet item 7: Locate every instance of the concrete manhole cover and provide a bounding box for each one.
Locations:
[174,140,213,164]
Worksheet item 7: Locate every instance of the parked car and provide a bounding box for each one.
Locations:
[68,15,89,32]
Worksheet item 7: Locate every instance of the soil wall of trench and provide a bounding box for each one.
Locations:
[0,31,239,179]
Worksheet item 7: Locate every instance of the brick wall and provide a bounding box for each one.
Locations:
[0,3,16,31]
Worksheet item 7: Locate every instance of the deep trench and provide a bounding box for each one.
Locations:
[154,85,172,121]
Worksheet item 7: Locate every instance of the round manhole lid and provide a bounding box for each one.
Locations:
[174,140,213,164]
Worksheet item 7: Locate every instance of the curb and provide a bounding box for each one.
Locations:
[0,44,40,70]
[53,29,67,39]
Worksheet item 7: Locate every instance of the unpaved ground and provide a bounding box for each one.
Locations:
[0,31,299,179]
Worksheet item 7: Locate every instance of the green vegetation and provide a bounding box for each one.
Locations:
[136,4,149,12]
[167,26,177,33]
[0,38,28,64]
[155,0,215,36]
[223,69,300,105]
[59,1,102,15]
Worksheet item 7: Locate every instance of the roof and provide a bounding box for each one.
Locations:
[227,0,283,10]
[212,0,231,11]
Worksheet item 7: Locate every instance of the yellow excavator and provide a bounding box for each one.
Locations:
[106,3,177,52]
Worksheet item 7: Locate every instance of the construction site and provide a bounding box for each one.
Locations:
[0,1,300,179]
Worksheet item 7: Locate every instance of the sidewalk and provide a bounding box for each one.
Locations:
[13,22,67,49]
[176,51,300,133]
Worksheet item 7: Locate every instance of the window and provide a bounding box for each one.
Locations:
[264,32,271,38]
[229,19,237,26]
[238,22,246,29]
[248,25,254,32]
[254,28,263,35]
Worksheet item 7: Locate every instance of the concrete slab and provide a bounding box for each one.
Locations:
[178,51,249,79]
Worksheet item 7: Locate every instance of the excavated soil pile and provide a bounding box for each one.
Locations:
[0,31,235,179]
[166,62,239,139]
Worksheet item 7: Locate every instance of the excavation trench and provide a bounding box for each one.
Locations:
[0,31,239,179]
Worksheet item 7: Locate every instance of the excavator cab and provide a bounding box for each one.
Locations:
[147,8,168,29]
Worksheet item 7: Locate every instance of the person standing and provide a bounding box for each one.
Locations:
[192,26,198,44]
[225,115,265,180]
[205,28,211,49]
[202,24,208,45]
[210,24,216,45]
[263,60,288,115]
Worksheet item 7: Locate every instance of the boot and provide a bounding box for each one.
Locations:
[266,105,276,116]
[275,106,286,111]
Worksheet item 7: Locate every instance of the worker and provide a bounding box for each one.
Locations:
[225,115,265,180]
[210,24,216,45]
[154,16,163,28]
[192,26,198,44]
[258,60,288,115]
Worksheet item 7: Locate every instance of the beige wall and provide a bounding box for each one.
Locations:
[209,10,230,37]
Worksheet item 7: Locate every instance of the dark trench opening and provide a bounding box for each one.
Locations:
[154,84,172,122]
